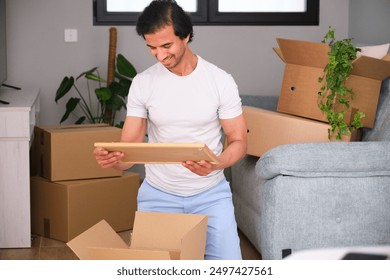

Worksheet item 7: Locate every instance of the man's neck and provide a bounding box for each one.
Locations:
[170,51,198,76]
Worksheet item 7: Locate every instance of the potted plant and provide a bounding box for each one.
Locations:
[55,53,137,127]
[318,26,365,140]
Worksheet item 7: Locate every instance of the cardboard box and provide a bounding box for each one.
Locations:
[32,124,122,181]
[274,38,390,128]
[30,171,140,242]
[67,211,208,260]
[243,106,361,157]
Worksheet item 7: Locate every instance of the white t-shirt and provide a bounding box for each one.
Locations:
[127,55,242,196]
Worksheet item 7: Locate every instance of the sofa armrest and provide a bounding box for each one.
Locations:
[240,95,278,111]
[256,141,390,180]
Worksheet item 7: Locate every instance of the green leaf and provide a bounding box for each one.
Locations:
[85,73,105,82]
[75,116,86,124]
[352,111,365,129]
[115,79,132,97]
[60,97,80,123]
[76,67,98,80]
[339,125,349,136]
[106,94,125,111]
[115,121,125,129]
[108,81,122,96]
[117,54,137,78]
[55,76,74,103]
[95,87,112,102]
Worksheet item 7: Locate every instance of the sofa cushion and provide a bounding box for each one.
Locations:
[257,141,390,180]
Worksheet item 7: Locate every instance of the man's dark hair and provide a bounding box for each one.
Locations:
[136,0,194,43]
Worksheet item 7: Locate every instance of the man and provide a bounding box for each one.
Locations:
[94,0,247,260]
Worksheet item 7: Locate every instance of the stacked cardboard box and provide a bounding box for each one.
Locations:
[244,106,361,157]
[30,124,209,259]
[245,38,390,157]
[274,38,390,128]
[32,124,123,181]
[30,124,141,242]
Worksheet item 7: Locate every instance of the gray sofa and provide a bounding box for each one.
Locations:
[231,77,390,260]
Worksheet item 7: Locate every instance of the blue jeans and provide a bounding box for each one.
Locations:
[137,178,242,260]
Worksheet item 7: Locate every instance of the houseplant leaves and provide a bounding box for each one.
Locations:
[55,53,137,126]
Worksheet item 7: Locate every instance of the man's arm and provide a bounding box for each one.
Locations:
[182,114,247,176]
[94,116,147,170]
[218,114,247,169]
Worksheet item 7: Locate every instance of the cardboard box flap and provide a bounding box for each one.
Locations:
[276,38,330,68]
[180,217,208,260]
[44,123,110,131]
[276,38,390,80]
[67,220,128,260]
[273,47,285,62]
[37,124,119,137]
[131,212,207,253]
[88,247,176,260]
[351,55,390,80]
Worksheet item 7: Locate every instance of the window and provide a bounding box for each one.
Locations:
[93,0,319,26]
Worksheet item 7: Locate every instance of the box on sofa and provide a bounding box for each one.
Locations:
[243,106,360,157]
[232,76,390,260]
[274,38,390,128]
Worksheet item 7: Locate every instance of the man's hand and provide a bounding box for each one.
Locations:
[182,160,217,176]
[93,147,124,169]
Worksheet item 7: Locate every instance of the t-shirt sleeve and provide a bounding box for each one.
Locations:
[218,74,243,119]
[126,75,148,118]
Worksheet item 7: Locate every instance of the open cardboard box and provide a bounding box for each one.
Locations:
[243,106,361,157]
[67,211,208,260]
[274,38,390,128]
[32,123,122,181]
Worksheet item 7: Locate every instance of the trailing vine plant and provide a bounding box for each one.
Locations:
[318,26,365,140]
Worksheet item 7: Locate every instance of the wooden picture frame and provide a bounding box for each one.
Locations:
[94,142,219,164]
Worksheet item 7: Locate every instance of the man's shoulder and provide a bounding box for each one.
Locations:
[198,56,232,79]
[137,62,163,78]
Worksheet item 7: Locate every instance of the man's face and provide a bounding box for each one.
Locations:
[144,24,189,71]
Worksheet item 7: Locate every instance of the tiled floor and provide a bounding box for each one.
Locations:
[0,230,261,260]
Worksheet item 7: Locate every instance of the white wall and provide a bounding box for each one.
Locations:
[5,0,350,125]
[349,0,390,45]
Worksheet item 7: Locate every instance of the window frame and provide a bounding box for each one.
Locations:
[93,0,319,26]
